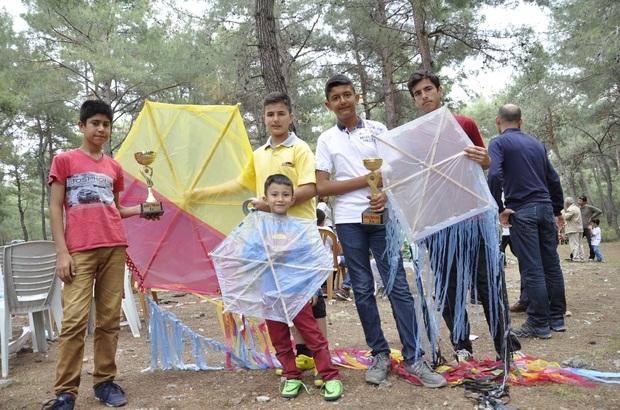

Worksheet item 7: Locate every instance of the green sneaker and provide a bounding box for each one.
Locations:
[281,379,303,399]
[321,379,343,401]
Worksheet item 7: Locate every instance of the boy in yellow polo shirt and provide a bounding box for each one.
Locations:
[190,92,316,218]
[189,91,325,384]
[237,93,317,219]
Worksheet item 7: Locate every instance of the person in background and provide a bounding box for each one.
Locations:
[563,197,584,262]
[578,196,602,261]
[317,196,334,229]
[589,218,604,263]
[487,103,567,339]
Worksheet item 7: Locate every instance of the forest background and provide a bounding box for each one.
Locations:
[0,0,619,244]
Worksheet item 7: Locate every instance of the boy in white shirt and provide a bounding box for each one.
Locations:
[315,74,446,388]
[589,218,604,262]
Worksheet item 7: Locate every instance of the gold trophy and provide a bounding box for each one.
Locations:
[361,157,388,225]
[134,151,164,217]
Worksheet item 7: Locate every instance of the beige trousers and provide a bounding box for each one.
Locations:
[567,232,585,261]
[54,246,126,398]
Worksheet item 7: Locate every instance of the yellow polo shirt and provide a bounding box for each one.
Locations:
[238,132,316,220]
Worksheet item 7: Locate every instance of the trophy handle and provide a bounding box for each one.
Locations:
[140,166,154,188]
[365,172,379,196]
[242,198,258,215]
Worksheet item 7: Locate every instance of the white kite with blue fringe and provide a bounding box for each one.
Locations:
[210,211,334,327]
[376,106,505,364]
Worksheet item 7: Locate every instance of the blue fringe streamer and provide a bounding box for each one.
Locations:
[385,207,503,362]
[566,368,620,384]
[146,298,276,371]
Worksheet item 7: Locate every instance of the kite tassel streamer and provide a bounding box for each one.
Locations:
[217,306,279,370]
[565,368,620,384]
[384,204,404,295]
[386,206,504,368]
[147,297,225,371]
[421,210,502,352]
[147,296,278,371]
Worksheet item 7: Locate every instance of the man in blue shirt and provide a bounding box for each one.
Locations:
[487,104,567,339]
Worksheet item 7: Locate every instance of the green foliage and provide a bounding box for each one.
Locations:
[2,0,618,240]
[552,384,582,398]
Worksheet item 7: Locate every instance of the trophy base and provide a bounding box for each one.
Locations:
[140,202,164,218]
[361,208,388,225]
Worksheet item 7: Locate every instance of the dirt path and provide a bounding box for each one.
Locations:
[2,242,619,409]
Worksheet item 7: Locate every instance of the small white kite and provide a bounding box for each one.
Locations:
[211,212,334,327]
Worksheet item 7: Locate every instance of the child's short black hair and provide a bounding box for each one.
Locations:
[80,99,113,124]
[264,91,292,113]
[591,218,600,225]
[325,74,355,99]
[316,208,326,225]
[406,70,441,98]
[264,174,294,194]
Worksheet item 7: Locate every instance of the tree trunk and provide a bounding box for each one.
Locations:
[594,154,619,239]
[408,0,434,71]
[374,0,396,129]
[13,169,29,242]
[353,45,371,120]
[255,0,288,94]
[102,81,114,156]
[36,124,48,240]
[254,0,297,136]
[546,108,575,195]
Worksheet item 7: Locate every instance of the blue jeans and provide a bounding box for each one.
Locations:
[336,223,422,362]
[583,227,595,260]
[592,245,603,262]
[508,203,566,329]
[341,273,351,289]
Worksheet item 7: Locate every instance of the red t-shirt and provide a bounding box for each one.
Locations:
[48,149,127,253]
[454,114,485,148]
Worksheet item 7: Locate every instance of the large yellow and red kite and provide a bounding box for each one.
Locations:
[116,101,253,295]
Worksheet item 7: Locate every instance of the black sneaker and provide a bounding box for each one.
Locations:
[94,381,128,407]
[404,360,447,388]
[334,288,351,300]
[512,322,552,339]
[365,352,391,385]
[41,394,74,410]
[455,349,473,362]
[550,319,567,332]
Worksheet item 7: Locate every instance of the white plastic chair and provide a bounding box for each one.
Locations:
[121,266,142,338]
[318,228,346,301]
[87,265,141,338]
[1,241,62,378]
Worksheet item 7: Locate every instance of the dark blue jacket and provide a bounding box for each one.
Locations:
[487,128,564,216]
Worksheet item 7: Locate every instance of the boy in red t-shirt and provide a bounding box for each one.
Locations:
[43,100,159,410]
